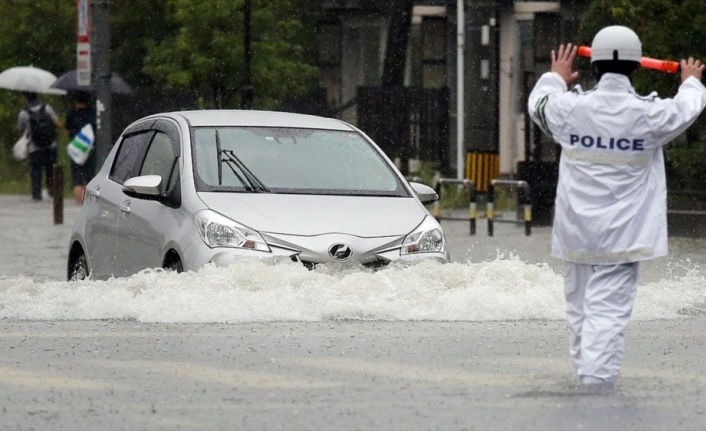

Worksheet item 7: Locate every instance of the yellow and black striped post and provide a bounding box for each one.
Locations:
[433,178,476,235]
[433,182,442,222]
[487,184,495,237]
[519,186,532,236]
[469,183,477,236]
[487,180,532,237]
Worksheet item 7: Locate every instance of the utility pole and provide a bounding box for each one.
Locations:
[456,0,465,180]
[241,0,254,109]
[92,0,112,167]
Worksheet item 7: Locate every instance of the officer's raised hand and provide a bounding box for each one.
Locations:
[680,57,704,83]
[551,43,579,85]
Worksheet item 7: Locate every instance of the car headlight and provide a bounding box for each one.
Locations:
[401,216,445,255]
[195,210,270,252]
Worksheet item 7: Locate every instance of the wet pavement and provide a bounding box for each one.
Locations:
[1,194,705,430]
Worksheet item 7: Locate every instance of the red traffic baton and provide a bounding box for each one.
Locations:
[577,46,680,74]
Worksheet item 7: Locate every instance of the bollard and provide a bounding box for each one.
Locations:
[433,182,442,222]
[487,179,531,236]
[487,184,495,237]
[52,164,64,225]
[434,178,476,235]
[519,186,532,236]
[469,185,477,236]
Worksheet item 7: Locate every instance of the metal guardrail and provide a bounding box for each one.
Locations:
[432,178,477,236]
[407,176,531,237]
[487,179,531,237]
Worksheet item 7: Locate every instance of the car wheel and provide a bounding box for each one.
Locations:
[164,256,184,273]
[69,253,90,281]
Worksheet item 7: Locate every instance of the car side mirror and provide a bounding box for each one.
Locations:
[123,175,163,197]
[410,182,438,205]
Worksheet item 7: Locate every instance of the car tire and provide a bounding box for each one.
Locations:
[69,253,90,281]
[164,256,184,273]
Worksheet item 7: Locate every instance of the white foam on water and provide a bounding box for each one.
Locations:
[0,256,704,323]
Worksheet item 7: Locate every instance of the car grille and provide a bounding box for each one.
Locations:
[291,255,390,271]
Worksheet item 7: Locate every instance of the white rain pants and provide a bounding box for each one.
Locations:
[563,261,639,383]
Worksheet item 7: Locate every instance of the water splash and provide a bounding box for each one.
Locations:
[0,256,704,323]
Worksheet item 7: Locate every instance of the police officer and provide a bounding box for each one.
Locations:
[528,26,706,387]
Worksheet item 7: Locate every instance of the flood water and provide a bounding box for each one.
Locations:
[1,251,704,323]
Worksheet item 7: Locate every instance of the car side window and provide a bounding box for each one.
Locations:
[140,131,178,195]
[110,131,154,185]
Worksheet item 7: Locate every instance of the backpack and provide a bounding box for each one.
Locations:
[26,104,57,148]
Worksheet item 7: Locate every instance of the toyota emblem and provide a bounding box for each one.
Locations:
[328,243,353,261]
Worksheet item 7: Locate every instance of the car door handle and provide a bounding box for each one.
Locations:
[119,202,131,214]
[89,186,100,201]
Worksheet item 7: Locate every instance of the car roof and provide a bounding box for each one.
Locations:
[151,110,355,131]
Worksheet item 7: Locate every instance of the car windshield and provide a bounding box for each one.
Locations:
[192,127,407,196]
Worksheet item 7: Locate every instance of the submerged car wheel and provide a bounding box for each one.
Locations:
[69,253,89,281]
[163,252,184,273]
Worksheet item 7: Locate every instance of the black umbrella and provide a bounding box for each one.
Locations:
[50,70,133,94]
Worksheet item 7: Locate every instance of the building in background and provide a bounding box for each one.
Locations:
[317,0,590,221]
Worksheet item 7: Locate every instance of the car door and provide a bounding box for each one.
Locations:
[114,120,181,275]
[84,125,155,278]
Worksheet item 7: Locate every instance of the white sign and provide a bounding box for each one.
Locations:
[77,0,91,86]
[77,42,91,86]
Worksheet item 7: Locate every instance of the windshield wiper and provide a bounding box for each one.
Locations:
[216,130,224,186]
[220,148,270,193]
[215,130,252,190]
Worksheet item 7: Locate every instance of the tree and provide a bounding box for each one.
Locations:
[142,0,318,109]
[0,0,74,188]
[578,0,706,100]
[111,0,178,88]
[0,0,74,73]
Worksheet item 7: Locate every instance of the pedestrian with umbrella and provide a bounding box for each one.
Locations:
[0,65,66,201]
[17,92,62,201]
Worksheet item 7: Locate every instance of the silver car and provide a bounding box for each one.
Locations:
[67,110,449,280]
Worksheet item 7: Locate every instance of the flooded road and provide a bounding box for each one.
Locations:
[1,195,705,429]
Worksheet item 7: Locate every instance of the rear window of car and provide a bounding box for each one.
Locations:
[192,127,408,197]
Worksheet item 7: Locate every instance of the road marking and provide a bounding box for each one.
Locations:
[0,366,115,390]
[107,360,335,389]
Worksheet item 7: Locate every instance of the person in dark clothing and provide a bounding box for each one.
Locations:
[64,91,97,204]
[16,92,61,201]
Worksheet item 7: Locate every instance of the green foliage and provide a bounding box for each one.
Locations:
[142,0,318,109]
[578,0,706,98]
[0,0,321,189]
[0,0,74,191]
[111,0,178,87]
[0,0,74,73]
[667,144,706,190]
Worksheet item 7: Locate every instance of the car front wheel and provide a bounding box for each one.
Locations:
[69,253,90,281]
[164,254,184,273]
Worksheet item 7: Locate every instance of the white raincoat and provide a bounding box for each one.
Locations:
[529,72,706,264]
[528,71,706,384]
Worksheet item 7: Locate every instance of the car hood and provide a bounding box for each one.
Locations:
[197,192,426,237]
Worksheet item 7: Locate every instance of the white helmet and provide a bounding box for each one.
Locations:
[590,25,641,63]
